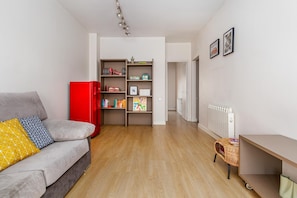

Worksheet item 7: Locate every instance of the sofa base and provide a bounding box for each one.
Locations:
[42,150,91,198]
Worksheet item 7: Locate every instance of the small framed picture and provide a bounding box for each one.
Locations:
[223,27,235,56]
[210,39,220,59]
[130,86,137,95]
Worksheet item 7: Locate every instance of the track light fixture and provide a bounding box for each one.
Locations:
[115,0,130,36]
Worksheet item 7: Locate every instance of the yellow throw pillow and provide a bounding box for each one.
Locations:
[0,118,40,171]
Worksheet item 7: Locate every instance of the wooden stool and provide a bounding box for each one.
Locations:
[213,138,239,179]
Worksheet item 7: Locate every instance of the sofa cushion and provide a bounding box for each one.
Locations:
[0,118,40,171]
[0,91,48,121]
[0,171,46,198]
[20,116,54,149]
[1,139,89,186]
[42,119,95,141]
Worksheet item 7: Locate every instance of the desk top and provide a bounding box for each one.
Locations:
[240,135,297,168]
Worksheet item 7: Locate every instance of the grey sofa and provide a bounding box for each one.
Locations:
[0,92,95,198]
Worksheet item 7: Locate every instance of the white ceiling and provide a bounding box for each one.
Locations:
[58,0,225,42]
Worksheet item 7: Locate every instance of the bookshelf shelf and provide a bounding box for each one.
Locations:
[127,95,152,98]
[101,75,125,78]
[127,80,153,82]
[101,91,126,94]
[127,111,153,114]
[101,108,125,110]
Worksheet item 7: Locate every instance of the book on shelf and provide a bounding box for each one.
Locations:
[133,97,147,111]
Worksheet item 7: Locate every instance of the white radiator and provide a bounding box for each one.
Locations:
[207,104,235,138]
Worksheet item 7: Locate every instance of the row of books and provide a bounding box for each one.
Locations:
[102,97,147,111]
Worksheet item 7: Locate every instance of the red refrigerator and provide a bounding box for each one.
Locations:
[69,81,100,138]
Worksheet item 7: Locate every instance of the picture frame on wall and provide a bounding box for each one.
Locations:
[210,39,220,59]
[223,27,234,56]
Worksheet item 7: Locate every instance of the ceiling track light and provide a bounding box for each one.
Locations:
[115,0,131,36]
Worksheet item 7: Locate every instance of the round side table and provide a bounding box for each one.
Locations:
[213,138,239,179]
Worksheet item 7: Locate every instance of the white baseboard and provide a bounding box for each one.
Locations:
[198,123,220,140]
[153,121,166,125]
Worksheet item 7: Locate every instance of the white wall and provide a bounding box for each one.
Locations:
[89,33,98,81]
[168,63,176,111]
[0,0,89,119]
[100,37,166,125]
[193,0,297,140]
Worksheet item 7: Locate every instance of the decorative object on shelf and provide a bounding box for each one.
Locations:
[210,39,219,59]
[102,68,110,75]
[130,56,135,63]
[112,69,122,75]
[133,97,147,111]
[109,68,113,75]
[223,27,234,56]
[114,99,118,108]
[102,99,109,108]
[103,67,123,75]
[115,0,130,36]
[139,89,150,96]
[119,99,126,108]
[130,86,137,95]
[103,68,109,75]
[122,67,126,75]
[108,87,120,92]
[121,99,126,108]
[129,76,140,80]
[141,73,150,80]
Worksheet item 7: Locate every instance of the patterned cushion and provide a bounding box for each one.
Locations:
[0,118,40,171]
[20,116,54,149]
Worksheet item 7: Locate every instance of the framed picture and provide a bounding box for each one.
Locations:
[210,39,220,59]
[130,86,137,95]
[223,27,235,56]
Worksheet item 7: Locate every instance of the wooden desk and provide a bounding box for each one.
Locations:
[239,135,297,198]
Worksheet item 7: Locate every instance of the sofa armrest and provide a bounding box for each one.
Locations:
[42,119,95,141]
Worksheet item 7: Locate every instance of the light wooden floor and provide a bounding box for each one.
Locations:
[66,111,259,198]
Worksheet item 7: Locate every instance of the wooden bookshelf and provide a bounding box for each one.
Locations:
[100,59,153,126]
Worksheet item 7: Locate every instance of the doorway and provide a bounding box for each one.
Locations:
[168,63,177,111]
[167,62,187,120]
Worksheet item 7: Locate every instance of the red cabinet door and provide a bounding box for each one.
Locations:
[70,81,100,137]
